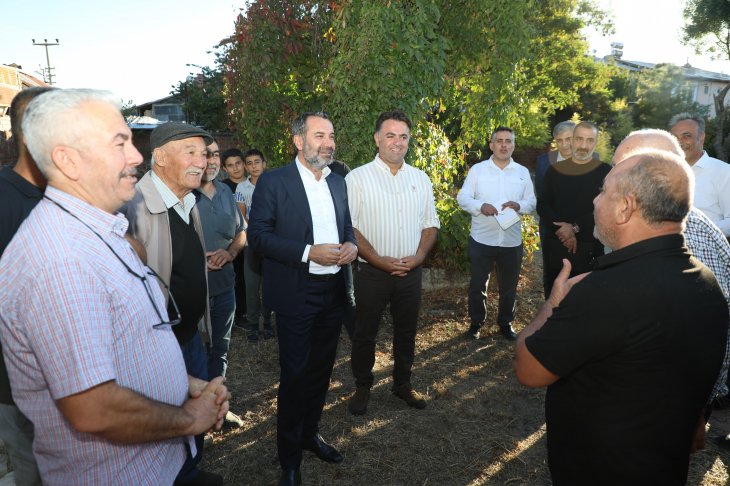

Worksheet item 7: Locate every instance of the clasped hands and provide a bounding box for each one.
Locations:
[206,249,235,271]
[184,376,233,435]
[553,222,577,253]
[308,241,357,267]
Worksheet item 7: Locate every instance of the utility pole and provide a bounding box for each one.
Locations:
[32,38,59,85]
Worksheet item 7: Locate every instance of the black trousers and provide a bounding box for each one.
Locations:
[351,262,422,388]
[466,237,523,329]
[542,239,604,299]
[276,273,344,470]
[232,250,247,320]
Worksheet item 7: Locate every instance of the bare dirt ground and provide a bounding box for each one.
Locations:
[201,251,730,485]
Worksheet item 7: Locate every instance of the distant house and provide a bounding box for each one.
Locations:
[605,58,730,119]
[134,95,186,123]
[0,63,49,166]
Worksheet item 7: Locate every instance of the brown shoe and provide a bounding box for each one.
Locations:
[349,386,370,415]
[391,382,426,409]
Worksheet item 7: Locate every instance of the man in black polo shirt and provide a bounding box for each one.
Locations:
[515,151,729,485]
[0,86,54,486]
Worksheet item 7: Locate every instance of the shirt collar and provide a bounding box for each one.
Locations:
[373,154,406,174]
[195,179,224,202]
[694,151,710,169]
[486,156,516,170]
[592,233,686,271]
[295,157,331,182]
[556,152,566,162]
[44,186,129,238]
[0,165,44,199]
[150,171,196,211]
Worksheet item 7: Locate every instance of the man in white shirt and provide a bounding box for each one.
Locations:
[670,113,730,237]
[457,127,536,341]
[346,110,440,416]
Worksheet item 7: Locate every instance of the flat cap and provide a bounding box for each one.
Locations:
[150,122,214,151]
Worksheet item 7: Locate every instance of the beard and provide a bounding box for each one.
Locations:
[301,138,334,172]
[572,148,593,161]
[202,164,220,182]
[593,221,618,250]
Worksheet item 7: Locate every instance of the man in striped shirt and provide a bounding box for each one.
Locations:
[346,110,440,415]
[0,89,230,486]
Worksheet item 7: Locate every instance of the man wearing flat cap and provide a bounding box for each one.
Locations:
[121,122,223,486]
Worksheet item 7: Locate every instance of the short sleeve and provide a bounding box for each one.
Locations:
[422,176,440,230]
[525,280,628,377]
[21,260,116,400]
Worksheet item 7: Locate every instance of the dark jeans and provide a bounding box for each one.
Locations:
[467,237,523,329]
[232,250,247,321]
[177,334,208,483]
[276,274,344,470]
[243,247,271,328]
[351,262,422,388]
[206,289,235,378]
[342,262,357,340]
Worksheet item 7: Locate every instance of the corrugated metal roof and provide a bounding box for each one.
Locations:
[126,115,164,130]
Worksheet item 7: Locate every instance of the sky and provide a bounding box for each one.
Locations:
[584,0,730,74]
[1,0,242,105]
[2,0,729,107]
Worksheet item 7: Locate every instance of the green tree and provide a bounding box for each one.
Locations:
[633,64,709,130]
[681,0,730,161]
[121,99,137,118]
[171,63,229,133]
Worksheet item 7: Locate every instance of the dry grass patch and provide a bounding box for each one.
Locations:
[201,252,730,485]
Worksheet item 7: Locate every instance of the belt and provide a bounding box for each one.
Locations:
[308,272,341,282]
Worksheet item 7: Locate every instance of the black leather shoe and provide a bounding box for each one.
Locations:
[302,434,343,463]
[500,325,517,341]
[279,469,302,486]
[466,325,480,340]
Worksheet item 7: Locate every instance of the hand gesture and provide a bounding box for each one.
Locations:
[480,203,498,216]
[206,249,234,269]
[183,376,232,435]
[547,259,590,308]
[375,256,411,277]
[501,201,520,211]
[309,244,342,266]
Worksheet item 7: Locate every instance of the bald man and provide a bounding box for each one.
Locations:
[515,150,728,485]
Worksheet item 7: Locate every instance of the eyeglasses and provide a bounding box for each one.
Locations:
[44,196,181,328]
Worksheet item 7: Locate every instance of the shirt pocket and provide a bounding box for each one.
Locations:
[215,211,237,241]
[506,176,526,200]
[475,175,499,201]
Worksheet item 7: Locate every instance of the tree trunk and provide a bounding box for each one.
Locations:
[713,83,730,162]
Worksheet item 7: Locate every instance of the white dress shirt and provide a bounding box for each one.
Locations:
[150,171,196,223]
[692,151,730,237]
[346,155,440,262]
[296,158,340,275]
[457,157,536,247]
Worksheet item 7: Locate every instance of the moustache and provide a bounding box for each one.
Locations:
[119,167,138,179]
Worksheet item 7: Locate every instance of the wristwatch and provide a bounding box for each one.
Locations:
[572,224,580,234]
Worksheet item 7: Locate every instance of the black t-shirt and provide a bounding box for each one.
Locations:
[0,165,44,405]
[167,210,208,346]
[526,234,729,485]
[536,157,611,243]
[221,178,239,194]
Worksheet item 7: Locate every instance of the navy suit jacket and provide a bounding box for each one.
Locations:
[247,160,356,315]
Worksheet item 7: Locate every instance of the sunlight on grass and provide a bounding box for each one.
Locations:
[702,456,729,485]
[467,425,546,485]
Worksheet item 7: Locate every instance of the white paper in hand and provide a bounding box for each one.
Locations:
[492,198,521,231]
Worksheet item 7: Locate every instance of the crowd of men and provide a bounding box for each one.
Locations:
[0,85,728,486]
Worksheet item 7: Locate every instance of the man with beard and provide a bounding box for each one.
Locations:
[536,121,611,298]
[346,110,440,415]
[247,111,357,486]
[194,139,246,382]
[516,150,728,485]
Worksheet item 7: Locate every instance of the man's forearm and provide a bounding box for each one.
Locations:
[517,300,557,346]
[415,227,438,262]
[227,231,246,258]
[353,228,381,264]
[58,380,196,444]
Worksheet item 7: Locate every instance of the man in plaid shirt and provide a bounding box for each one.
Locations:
[0,89,231,486]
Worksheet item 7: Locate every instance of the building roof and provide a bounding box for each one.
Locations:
[126,115,165,130]
[18,71,48,88]
[603,58,730,83]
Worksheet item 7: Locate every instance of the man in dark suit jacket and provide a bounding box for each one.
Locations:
[535,121,600,295]
[247,111,357,486]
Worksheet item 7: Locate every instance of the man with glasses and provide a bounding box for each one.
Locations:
[122,122,224,486]
[0,89,231,486]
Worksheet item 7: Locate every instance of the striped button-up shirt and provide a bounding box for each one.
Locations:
[151,171,196,224]
[0,187,189,486]
[684,206,730,404]
[346,155,440,262]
